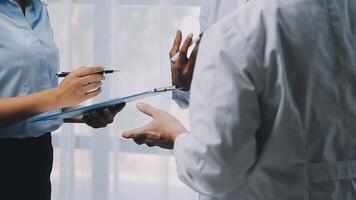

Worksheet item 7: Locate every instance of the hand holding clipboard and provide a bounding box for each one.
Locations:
[30,86,180,122]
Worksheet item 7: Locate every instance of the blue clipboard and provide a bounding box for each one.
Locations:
[29,86,179,122]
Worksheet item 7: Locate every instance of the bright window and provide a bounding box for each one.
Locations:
[47,0,201,200]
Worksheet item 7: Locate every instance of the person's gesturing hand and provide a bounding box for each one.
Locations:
[83,103,126,129]
[169,31,199,91]
[122,103,188,149]
[55,66,105,108]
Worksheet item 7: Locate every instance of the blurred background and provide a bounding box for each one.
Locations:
[46,0,201,199]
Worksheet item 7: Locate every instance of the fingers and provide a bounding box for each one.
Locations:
[98,104,125,122]
[94,103,126,121]
[83,110,110,129]
[127,132,161,148]
[112,103,126,114]
[80,74,105,86]
[133,137,159,147]
[97,109,115,124]
[90,111,109,126]
[70,66,104,77]
[133,136,146,145]
[179,34,193,60]
[83,82,102,93]
[146,143,157,148]
[83,104,125,129]
[169,30,182,58]
[184,44,199,76]
[79,74,104,96]
[84,87,102,99]
[123,126,158,147]
[190,43,199,62]
[82,113,101,128]
[136,103,161,118]
[122,125,148,139]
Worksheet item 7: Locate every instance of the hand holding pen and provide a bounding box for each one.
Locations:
[55,67,119,107]
[169,30,202,91]
[55,67,106,108]
[57,69,119,78]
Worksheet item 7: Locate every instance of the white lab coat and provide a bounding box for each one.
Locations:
[172,0,243,109]
[174,0,356,200]
[200,0,244,32]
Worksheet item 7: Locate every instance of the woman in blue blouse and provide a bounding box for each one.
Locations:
[0,0,123,199]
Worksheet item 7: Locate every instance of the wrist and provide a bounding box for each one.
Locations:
[35,88,63,113]
[50,87,65,108]
[172,129,188,141]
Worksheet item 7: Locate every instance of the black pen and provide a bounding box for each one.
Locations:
[56,69,119,78]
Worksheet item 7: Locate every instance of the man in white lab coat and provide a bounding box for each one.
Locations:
[123,0,356,199]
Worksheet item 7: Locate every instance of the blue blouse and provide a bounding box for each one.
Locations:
[0,0,62,138]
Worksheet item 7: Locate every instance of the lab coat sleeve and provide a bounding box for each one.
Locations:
[172,90,190,109]
[173,13,262,196]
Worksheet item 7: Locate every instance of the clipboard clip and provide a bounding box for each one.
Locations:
[153,85,182,92]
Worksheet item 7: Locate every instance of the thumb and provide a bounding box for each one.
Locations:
[136,103,160,118]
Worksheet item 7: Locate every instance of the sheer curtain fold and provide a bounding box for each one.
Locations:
[57,0,75,200]
[48,0,200,199]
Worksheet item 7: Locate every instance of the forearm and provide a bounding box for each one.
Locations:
[0,88,61,127]
[0,66,107,127]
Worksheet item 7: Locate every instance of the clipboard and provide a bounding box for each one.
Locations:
[30,86,179,122]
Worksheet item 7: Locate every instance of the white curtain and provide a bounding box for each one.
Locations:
[46,0,201,199]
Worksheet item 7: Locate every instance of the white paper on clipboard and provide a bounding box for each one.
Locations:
[29,86,179,122]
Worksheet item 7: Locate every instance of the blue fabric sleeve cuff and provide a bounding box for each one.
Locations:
[172,90,190,109]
